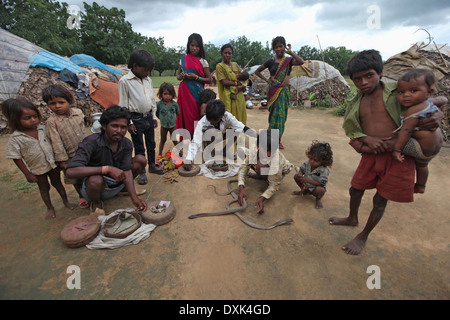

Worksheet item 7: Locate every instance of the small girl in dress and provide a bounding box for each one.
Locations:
[2,98,76,219]
[156,82,180,158]
[293,141,333,209]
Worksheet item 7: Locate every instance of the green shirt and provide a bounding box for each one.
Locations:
[156,100,180,129]
[342,81,402,138]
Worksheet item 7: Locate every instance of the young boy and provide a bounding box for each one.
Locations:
[43,85,87,208]
[182,99,257,169]
[332,50,444,255]
[118,49,164,186]
[237,129,294,214]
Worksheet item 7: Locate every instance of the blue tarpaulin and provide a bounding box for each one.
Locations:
[70,54,123,79]
[29,51,86,74]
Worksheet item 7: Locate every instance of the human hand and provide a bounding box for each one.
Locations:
[238,185,247,206]
[392,150,404,162]
[255,196,265,214]
[362,136,391,154]
[133,198,147,212]
[25,172,38,183]
[107,166,126,182]
[153,119,158,129]
[285,43,292,54]
[128,123,137,135]
[178,71,185,81]
[417,110,443,131]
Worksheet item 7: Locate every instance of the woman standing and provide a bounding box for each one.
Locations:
[255,36,304,149]
[216,44,247,124]
[176,33,212,137]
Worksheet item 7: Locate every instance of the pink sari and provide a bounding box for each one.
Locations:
[176,54,205,136]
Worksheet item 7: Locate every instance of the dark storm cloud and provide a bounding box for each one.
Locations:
[303,0,450,30]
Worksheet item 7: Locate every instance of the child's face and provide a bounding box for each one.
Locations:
[309,154,322,168]
[351,69,382,95]
[396,76,433,108]
[162,90,173,102]
[20,108,40,131]
[189,40,200,57]
[273,42,285,58]
[47,96,71,116]
[132,64,151,79]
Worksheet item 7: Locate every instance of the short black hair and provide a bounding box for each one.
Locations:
[220,43,233,54]
[127,49,154,69]
[157,82,177,99]
[205,99,225,122]
[1,97,41,133]
[99,105,131,131]
[306,141,333,168]
[271,36,286,50]
[399,68,435,89]
[42,84,74,104]
[347,50,383,80]
[200,89,216,104]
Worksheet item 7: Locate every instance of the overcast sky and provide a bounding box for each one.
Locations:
[68,0,450,60]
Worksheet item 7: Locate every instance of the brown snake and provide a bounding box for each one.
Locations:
[188,180,293,230]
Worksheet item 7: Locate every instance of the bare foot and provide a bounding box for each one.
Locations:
[315,199,323,209]
[328,216,358,226]
[342,233,367,255]
[45,208,56,220]
[292,190,302,195]
[64,201,78,210]
[414,184,425,194]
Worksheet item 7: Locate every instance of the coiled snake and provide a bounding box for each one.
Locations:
[188,180,293,230]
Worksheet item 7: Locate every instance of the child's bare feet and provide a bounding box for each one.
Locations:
[64,201,78,210]
[292,190,302,195]
[414,183,425,194]
[315,199,323,209]
[45,208,56,220]
[328,216,358,226]
[342,233,367,255]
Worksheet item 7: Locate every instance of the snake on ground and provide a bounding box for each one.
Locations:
[188,180,293,230]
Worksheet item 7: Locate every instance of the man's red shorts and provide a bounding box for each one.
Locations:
[351,153,415,203]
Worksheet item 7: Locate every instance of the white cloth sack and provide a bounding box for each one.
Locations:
[86,208,156,250]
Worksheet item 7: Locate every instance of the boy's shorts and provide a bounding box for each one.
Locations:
[351,153,415,203]
[80,176,125,202]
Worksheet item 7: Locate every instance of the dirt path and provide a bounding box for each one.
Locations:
[0,106,449,300]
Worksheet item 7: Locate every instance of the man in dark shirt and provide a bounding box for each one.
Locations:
[66,105,148,215]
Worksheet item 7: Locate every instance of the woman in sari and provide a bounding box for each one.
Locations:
[216,44,247,125]
[255,36,305,149]
[176,33,212,137]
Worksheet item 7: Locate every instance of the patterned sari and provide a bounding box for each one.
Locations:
[266,57,292,138]
[176,54,205,136]
[216,61,247,125]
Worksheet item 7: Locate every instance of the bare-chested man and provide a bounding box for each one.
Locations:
[331,50,444,255]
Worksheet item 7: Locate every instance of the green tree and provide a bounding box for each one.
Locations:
[229,36,272,67]
[80,2,144,65]
[0,0,82,56]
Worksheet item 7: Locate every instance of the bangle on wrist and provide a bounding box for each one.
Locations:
[102,165,108,175]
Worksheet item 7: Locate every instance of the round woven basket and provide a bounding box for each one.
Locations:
[141,201,176,226]
[61,215,101,248]
[103,211,142,239]
[178,164,200,177]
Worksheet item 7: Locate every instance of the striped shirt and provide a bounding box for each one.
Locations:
[46,108,86,162]
[238,148,294,199]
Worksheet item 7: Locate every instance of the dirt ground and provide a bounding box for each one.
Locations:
[0,98,449,300]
